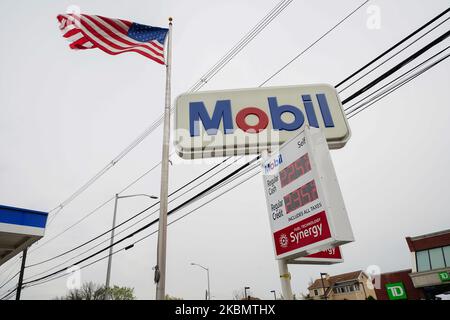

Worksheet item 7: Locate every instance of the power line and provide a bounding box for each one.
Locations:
[30,0,374,258]
[26,157,233,268]
[24,157,246,276]
[22,156,261,286]
[258,0,369,87]
[338,16,450,94]
[7,1,446,292]
[23,161,261,282]
[25,0,345,261]
[0,285,17,300]
[17,55,448,293]
[189,0,293,92]
[29,152,222,256]
[345,46,450,113]
[22,12,449,275]
[347,52,450,119]
[341,30,450,104]
[2,4,448,301]
[0,271,19,291]
[46,0,293,225]
[335,7,450,88]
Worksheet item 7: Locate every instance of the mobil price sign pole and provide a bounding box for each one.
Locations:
[261,126,354,298]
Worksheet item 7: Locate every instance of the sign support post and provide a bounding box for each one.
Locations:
[278,259,294,300]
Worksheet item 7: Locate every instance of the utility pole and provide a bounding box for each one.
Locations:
[16,248,28,300]
[105,194,119,295]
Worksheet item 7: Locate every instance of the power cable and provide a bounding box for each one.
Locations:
[29,0,375,257]
[345,46,450,113]
[46,0,293,225]
[336,7,450,88]
[259,0,370,87]
[341,30,450,104]
[21,11,446,276]
[338,16,450,93]
[27,157,232,267]
[347,52,450,119]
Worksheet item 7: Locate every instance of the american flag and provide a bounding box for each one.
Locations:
[57,14,168,64]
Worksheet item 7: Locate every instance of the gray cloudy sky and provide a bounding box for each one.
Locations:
[0,0,449,300]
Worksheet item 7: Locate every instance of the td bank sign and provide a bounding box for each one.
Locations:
[386,282,407,300]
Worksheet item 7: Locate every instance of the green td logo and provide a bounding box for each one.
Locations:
[438,272,449,282]
[386,282,407,300]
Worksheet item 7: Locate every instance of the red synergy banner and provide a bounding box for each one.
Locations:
[273,211,331,256]
[307,247,342,259]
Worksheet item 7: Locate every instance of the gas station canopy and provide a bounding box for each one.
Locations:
[0,204,48,266]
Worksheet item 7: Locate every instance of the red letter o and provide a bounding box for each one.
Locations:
[236,107,269,133]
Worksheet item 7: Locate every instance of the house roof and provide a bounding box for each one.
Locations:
[308,270,363,290]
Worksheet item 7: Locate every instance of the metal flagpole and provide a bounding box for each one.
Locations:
[155,17,172,300]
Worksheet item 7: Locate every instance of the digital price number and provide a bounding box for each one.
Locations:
[279,153,311,188]
[283,180,319,214]
[279,153,318,214]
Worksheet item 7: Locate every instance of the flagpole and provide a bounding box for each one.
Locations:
[155,17,172,301]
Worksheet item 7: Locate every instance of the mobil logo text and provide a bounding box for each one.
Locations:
[189,94,334,136]
[174,84,351,159]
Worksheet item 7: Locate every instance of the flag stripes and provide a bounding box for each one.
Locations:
[57,14,167,64]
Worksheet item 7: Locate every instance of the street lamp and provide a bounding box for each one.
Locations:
[270,290,277,300]
[105,193,158,293]
[191,262,211,300]
[320,273,328,301]
[244,286,250,300]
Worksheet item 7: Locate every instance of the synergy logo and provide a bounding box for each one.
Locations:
[279,233,289,248]
[264,154,283,174]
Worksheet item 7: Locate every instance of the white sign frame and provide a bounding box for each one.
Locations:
[175,84,351,159]
[261,126,354,260]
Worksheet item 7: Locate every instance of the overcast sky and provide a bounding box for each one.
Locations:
[1,0,449,300]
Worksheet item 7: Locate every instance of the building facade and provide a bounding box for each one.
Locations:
[308,270,377,300]
[406,229,450,299]
[375,269,424,300]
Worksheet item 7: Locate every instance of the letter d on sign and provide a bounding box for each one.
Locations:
[386,282,407,300]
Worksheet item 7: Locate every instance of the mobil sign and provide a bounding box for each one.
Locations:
[174,84,350,159]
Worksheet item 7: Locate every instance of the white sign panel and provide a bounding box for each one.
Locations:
[175,84,350,159]
[261,127,354,260]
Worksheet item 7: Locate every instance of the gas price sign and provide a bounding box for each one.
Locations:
[262,127,354,260]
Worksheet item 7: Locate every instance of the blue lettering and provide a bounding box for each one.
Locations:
[316,94,335,127]
[189,100,235,136]
[302,95,319,128]
[268,97,304,131]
